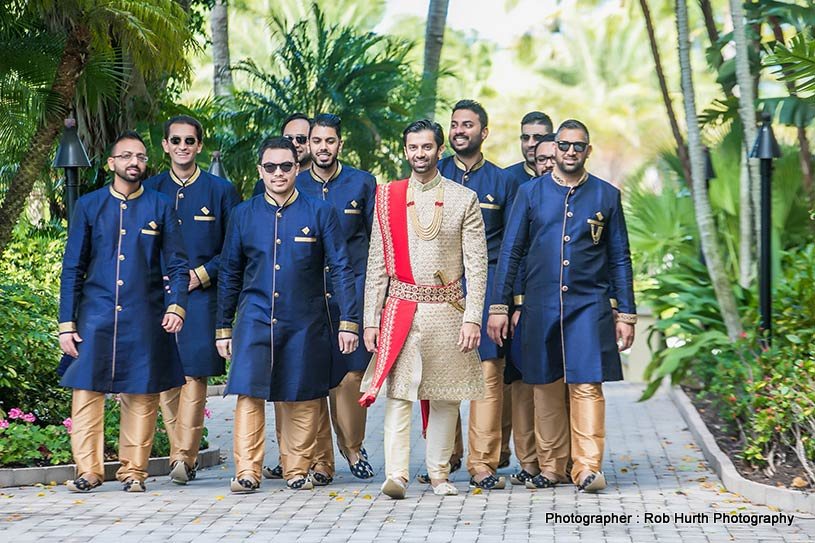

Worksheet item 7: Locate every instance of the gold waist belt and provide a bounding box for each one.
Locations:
[389,277,464,304]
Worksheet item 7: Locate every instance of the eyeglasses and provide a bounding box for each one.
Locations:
[556,140,588,153]
[260,161,295,173]
[284,134,308,145]
[520,134,548,143]
[536,155,556,163]
[112,153,149,163]
[169,136,198,146]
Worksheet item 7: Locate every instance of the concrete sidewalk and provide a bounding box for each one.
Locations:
[0,383,813,542]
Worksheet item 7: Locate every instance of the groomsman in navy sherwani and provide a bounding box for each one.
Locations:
[59,131,188,493]
[435,100,518,490]
[144,115,240,485]
[488,119,636,493]
[216,137,359,492]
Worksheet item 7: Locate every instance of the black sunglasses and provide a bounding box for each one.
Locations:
[284,134,308,145]
[556,140,588,153]
[169,136,198,146]
[261,161,295,173]
[520,134,548,143]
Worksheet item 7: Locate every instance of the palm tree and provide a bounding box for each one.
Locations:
[638,0,691,188]
[418,0,450,120]
[0,0,193,257]
[212,0,233,96]
[219,5,418,194]
[729,0,760,290]
[676,0,743,341]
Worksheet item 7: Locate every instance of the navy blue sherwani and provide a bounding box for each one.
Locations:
[58,184,188,394]
[144,166,240,377]
[491,173,636,384]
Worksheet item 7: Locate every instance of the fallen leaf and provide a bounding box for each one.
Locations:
[362,494,372,500]
[329,491,338,497]
[675,490,686,495]
[72,500,84,505]
[472,488,483,495]
[335,496,345,502]
[36,492,44,497]
[352,490,360,495]
[792,477,808,489]
[215,495,224,501]
[620,467,629,473]
[768,505,780,512]
[192,518,201,524]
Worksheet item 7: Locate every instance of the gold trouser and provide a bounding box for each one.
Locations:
[511,380,538,472]
[311,397,335,476]
[500,383,512,465]
[330,370,368,458]
[233,395,266,482]
[159,376,208,467]
[533,380,605,482]
[115,392,161,482]
[70,389,106,482]
[276,398,322,480]
[466,358,505,476]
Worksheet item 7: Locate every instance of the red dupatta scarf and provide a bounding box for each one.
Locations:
[358,180,431,431]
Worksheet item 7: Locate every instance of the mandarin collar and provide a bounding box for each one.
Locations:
[264,188,299,208]
[109,183,144,201]
[523,162,537,177]
[170,165,201,187]
[309,161,343,184]
[409,171,442,192]
[453,153,485,173]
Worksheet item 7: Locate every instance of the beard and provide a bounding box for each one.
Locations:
[555,156,586,174]
[114,164,144,183]
[449,135,482,157]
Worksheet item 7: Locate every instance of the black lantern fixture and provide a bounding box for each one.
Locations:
[209,151,229,181]
[53,117,91,224]
[749,113,781,342]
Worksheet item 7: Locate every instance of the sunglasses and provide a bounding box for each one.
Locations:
[284,134,308,145]
[556,140,588,153]
[112,152,149,163]
[520,134,548,143]
[260,161,295,173]
[169,136,198,146]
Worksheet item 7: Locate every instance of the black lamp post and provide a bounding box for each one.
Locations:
[209,151,229,181]
[53,117,91,224]
[749,113,781,342]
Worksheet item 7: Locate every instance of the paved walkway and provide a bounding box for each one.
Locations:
[1,383,813,542]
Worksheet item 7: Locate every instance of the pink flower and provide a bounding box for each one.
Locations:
[21,413,36,423]
[0,420,8,429]
[62,418,73,434]
[203,407,212,420]
[8,408,23,419]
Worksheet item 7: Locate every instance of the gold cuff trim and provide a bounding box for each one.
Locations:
[338,321,360,334]
[344,209,362,215]
[59,322,77,334]
[216,328,232,340]
[616,313,637,324]
[489,304,509,315]
[166,304,186,320]
[194,215,216,222]
[479,203,501,210]
[610,298,618,309]
[140,228,160,236]
[294,236,317,242]
[194,265,211,289]
[513,295,525,306]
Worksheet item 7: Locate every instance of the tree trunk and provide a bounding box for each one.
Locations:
[676,0,743,340]
[639,0,692,189]
[0,25,91,257]
[212,0,233,97]
[418,0,449,120]
[729,0,760,291]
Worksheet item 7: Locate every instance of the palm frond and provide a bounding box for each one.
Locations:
[765,33,815,99]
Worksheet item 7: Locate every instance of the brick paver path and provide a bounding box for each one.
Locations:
[1,383,813,542]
